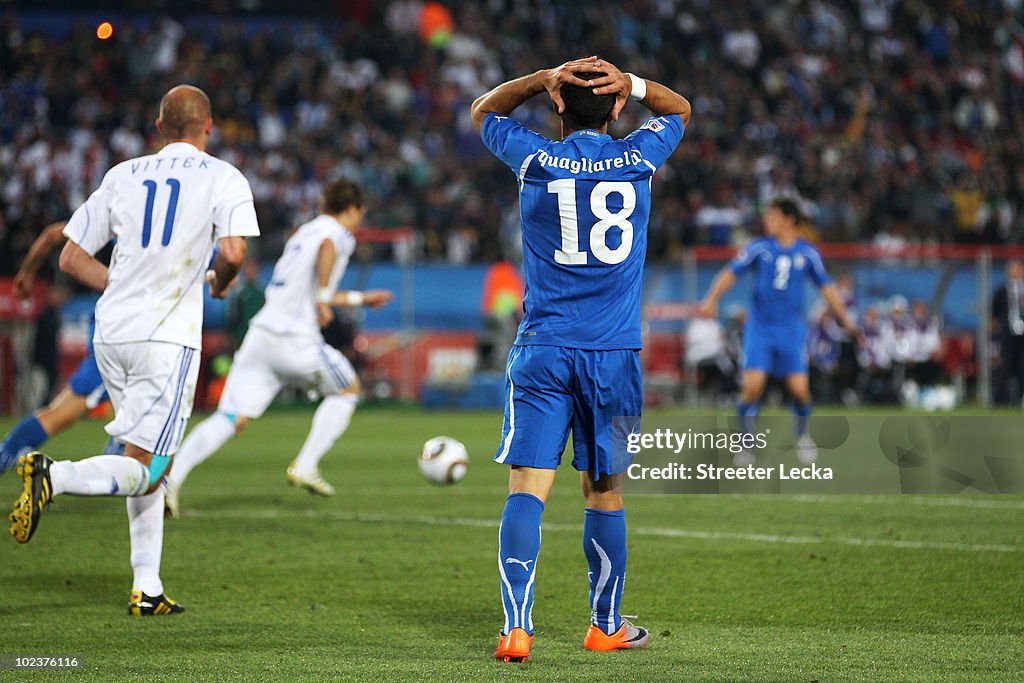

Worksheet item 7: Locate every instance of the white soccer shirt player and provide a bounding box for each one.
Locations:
[249,214,356,337]
[65,141,259,349]
[63,141,260,457]
[218,214,359,419]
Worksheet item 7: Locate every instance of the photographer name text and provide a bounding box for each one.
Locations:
[627,462,833,481]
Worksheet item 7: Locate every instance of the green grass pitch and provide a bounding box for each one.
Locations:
[1,407,1022,682]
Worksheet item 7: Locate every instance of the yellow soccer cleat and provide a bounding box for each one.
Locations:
[128,590,185,616]
[9,452,54,544]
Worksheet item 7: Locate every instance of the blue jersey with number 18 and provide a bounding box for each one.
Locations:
[482,112,685,350]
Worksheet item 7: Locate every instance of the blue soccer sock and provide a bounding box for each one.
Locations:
[498,492,544,636]
[0,414,49,474]
[792,401,812,438]
[737,401,760,437]
[583,507,627,635]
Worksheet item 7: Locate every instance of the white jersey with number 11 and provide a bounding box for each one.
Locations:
[63,141,260,349]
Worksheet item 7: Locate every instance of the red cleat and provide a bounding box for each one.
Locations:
[494,627,533,662]
[583,619,650,651]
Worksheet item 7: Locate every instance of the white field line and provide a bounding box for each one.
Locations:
[737,493,1024,510]
[180,484,1024,509]
[179,508,1022,553]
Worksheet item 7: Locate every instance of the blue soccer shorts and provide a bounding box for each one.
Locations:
[742,326,808,378]
[67,351,110,409]
[67,314,109,408]
[493,345,641,478]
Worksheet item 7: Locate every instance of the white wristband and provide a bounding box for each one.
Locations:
[628,73,647,101]
[316,287,333,305]
[344,291,364,306]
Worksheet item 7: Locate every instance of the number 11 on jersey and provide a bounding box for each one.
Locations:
[141,178,181,248]
[549,179,636,266]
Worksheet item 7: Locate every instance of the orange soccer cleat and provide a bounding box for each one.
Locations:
[494,627,533,662]
[583,619,650,651]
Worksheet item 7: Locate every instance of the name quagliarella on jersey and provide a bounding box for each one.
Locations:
[534,149,646,175]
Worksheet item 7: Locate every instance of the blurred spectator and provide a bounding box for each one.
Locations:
[836,273,859,316]
[856,305,895,403]
[3,0,1024,272]
[888,295,914,388]
[723,304,747,375]
[992,259,1024,404]
[833,272,860,402]
[30,282,70,406]
[907,299,943,387]
[695,185,747,246]
[950,174,987,243]
[225,259,265,350]
[478,259,523,371]
[807,310,843,404]
[684,316,734,403]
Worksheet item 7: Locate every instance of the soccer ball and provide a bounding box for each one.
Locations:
[419,436,469,485]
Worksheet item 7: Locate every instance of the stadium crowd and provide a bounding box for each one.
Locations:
[1,0,1023,275]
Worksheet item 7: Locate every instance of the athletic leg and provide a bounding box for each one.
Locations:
[581,472,628,638]
[1,388,90,474]
[284,340,360,496]
[167,329,280,513]
[737,369,768,433]
[493,346,572,662]
[780,334,816,463]
[291,388,359,474]
[737,326,771,442]
[571,349,648,652]
[167,412,245,487]
[163,413,247,518]
[785,372,813,438]
[495,467,554,661]
[10,342,195,614]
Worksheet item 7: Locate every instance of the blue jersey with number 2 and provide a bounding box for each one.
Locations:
[482,112,685,350]
[729,237,830,331]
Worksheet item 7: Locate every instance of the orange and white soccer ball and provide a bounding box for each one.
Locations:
[419,436,469,485]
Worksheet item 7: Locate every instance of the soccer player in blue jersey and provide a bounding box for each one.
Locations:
[699,198,860,465]
[0,222,110,475]
[472,56,690,662]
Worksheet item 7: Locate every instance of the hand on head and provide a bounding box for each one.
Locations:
[541,57,602,115]
[582,58,632,121]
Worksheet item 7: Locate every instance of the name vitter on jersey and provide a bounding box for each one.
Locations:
[251,214,356,337]
[63,141,260,349]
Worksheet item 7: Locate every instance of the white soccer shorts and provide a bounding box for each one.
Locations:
[217,325,357,419]
[94,341,200,457]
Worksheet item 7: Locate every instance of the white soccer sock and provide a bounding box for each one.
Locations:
[166,412,236,487]
[50,455,149,497]
[292,394,357,472]
[128,485,165,596]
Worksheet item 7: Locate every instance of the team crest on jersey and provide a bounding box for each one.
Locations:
[641,118,665,133]
[760,252,772,262]
[794,254,805,269]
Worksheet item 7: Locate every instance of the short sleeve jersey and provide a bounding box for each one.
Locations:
[250,214,357,337]
[481,112,685,350]
[63,142,260,349]
[729,237,830,330]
